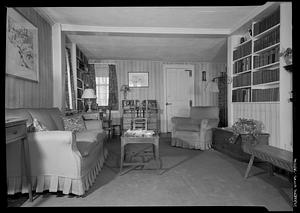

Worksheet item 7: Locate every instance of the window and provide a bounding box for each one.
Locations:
[96,77,109,106]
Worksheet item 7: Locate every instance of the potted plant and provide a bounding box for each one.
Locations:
[229,118,265,152]
[120,84,130,100]
[279,47,292,66]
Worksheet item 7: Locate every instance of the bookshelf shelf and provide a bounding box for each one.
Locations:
[232,85,252,90]
[254,42,280,55]
[253,23,280,40]
[253,62,279,70]
[233,54,252,63]
[252,81,279,88]
[233,70,251,76]
[234,39,252,50]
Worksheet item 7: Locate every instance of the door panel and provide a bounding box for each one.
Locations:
[165,67,194,132]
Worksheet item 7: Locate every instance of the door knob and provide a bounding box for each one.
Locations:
[166,102,172,105]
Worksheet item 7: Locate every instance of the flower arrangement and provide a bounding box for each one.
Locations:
[120,84,130,99]
[229,118,264,145]
[279,47,292,65]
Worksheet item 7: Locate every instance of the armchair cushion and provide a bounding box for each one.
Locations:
[173,123,200,131]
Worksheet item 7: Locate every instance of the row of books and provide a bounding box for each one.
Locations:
[233,41,252,61]
[233,72,251,88]
[252,87,279,102]
[253,68,279,85]
[254,26,280,52]
[233,56,252,74]
[253,8,280,36]
[232,88,251,102]
[253,46,279,68]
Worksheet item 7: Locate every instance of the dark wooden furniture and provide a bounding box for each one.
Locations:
[6,118,33,202]
[212,127,269,162]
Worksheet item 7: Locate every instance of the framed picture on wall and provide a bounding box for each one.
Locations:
[6,8,39,82]
[128,72,149,88]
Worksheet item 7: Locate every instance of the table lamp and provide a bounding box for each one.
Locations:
[81,88,96,112]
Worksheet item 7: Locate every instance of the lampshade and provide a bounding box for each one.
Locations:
[81,89,96,99]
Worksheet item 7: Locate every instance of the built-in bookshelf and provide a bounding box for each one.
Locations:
[232,7,280,103]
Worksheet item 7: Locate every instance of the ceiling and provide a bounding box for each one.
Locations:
[35,6,262,62]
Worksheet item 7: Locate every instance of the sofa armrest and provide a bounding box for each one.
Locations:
[27,131,82,178]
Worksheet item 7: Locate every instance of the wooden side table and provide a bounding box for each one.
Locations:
[6,118,33,202]
[120,135,161,174]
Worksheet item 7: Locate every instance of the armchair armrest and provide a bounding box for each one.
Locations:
[27,131,82,178]
[200,118,220,130]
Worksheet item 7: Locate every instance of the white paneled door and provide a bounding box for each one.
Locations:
[164,65,194,132]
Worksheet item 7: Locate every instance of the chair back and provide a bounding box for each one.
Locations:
[132,118,147,130]
[189,106,219,120]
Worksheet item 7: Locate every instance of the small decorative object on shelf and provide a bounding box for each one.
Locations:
[240,37,245,44]
[279,47,292,66]
[120,84,130,100]
[229,118,264,145]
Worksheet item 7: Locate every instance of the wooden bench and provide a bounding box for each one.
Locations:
[244,144,293,179]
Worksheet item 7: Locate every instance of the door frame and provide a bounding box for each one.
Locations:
[162,64,195,133]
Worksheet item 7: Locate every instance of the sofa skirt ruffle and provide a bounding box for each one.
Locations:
[7,147,108,196]
[171,137,211,150]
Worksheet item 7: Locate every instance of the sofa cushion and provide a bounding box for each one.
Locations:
[76,130,105,157]
[27,109,58,130]
[62,114,86,133]
[174,123,200,132]
[46,108,65,131]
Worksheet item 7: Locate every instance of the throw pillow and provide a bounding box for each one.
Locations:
[32,118,48,131]
[62,114,86,133]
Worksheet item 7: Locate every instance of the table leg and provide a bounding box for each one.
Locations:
[120,140,124,174]
[244,155,255,179]
[23,138,33,202]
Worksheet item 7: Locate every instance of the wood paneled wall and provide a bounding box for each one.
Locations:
[5,8,53,108]
[232,103,280,148]
[99,59,225,114]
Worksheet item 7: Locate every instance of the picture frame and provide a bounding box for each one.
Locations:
[128,72,149,88]
[6,8,39,82]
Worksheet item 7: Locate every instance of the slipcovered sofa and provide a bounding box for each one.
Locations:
[5,107,108,196]
[171,106,219,150]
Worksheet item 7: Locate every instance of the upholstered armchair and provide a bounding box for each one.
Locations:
[171,106,219,150]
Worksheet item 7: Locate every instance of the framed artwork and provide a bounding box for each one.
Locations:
[6,8,39,82]
[128,72,149,88]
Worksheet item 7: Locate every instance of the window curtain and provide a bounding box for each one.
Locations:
[65,47,76,110]
[108,64,119,110]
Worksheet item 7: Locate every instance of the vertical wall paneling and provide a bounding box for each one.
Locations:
[5,8,53,109]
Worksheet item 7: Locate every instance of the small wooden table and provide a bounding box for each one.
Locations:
[120,135,161,174]
[6,118,33,202]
